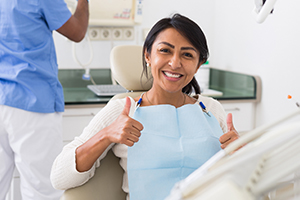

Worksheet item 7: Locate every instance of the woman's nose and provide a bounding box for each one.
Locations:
[168,54,182,69]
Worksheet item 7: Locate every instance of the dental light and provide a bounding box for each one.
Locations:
[253,0,277,23]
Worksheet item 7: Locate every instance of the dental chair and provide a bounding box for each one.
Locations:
[60,45,152,200]
[165,108,300,200]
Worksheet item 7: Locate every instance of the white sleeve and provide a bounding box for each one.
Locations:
[50,97,133,190]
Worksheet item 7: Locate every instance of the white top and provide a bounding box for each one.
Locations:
[51,95,227,195]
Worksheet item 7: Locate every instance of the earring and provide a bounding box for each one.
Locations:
[146,63,150,67]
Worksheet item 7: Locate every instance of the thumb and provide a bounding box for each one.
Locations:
[227,113,235,131]
[121,96,131,116]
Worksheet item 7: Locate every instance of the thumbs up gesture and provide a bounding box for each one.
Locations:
[219,113,239,149]
[105,97,143,147]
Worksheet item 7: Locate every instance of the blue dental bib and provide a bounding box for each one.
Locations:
[127,103,223,200]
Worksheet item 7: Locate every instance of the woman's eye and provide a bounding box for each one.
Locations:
[160,48,169,53]
[184,53,193,58]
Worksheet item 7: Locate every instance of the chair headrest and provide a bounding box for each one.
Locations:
[110,45,152,91]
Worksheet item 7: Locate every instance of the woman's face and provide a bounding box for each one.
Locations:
[145,28,201,94]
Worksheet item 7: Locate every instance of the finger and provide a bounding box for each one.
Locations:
[227,113,234,131]
[131,120,144,131]
[219,130,239,144]
[219,132,231,144]
[125,135,141,146]
[129,129,142,138]
[124,139,135,147]
[127,133,140,143]
[118,132,137,146]
[221,135,239,149]
[121,96,131,116]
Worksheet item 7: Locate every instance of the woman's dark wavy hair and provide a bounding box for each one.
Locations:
[142,13,209,95]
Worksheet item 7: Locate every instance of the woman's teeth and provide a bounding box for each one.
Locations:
[164,71,181,78]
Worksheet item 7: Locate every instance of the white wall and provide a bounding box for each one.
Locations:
[211,0,300,127]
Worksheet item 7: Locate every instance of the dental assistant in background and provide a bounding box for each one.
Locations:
[0,0,89,199]
[51,13,239,200]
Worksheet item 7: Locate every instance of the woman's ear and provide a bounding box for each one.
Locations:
[144,49,151,65]
[195,60,204,73]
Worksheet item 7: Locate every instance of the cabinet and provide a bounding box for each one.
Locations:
[62,105,104,144]
[220,101,256,133]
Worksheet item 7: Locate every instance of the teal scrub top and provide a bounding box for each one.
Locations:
[0,0,72,113]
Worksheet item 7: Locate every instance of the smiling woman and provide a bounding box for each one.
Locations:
[143,27,201,107]
[51,13,240,200]
[142,14,209,98]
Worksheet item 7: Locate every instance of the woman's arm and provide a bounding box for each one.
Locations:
[51,97,142,190]
[75,97,143,172]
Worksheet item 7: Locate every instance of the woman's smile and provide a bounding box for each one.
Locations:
[162,71,183,80]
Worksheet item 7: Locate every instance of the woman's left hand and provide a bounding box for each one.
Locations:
[219,113,239,149]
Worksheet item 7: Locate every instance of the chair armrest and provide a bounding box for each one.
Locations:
[60,150,126,200]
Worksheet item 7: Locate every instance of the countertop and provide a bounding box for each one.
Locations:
[58,68,261,105]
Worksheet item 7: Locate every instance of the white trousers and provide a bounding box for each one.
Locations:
[0,105,64,200]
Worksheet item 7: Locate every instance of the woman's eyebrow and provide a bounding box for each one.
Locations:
[181,47,197,52]
[158,42,174,48]
[158,42,197,52]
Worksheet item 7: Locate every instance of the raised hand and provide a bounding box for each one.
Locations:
[75,97,144,172]
[105,96,143,147]
[219,113,239,149]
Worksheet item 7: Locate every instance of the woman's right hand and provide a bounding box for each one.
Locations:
[104,96,143,147]
[75,97,143,172]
